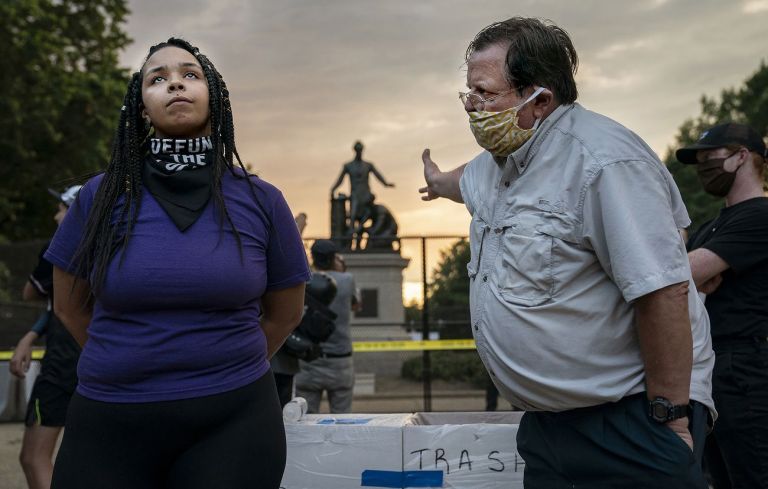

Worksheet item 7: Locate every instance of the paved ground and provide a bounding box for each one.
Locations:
[0,423,25,489]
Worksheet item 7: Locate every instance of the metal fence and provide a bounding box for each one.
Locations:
[301,235,496,413]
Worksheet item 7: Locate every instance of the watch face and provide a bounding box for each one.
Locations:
[652,402,669,420]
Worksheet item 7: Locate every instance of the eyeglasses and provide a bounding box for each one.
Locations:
[458,89,515,111]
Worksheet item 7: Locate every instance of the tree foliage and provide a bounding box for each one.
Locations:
[400,350,488,388]
[0,0,130,241]
[425,239,471,338]
[665,62,768,230]
[400,239,482,384]
[404,240,471,336]
[429,239,470,318]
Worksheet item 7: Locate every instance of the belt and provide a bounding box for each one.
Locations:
[539,393,646,419]
[319,351,352,359]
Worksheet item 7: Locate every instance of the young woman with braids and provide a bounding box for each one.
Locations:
[44,39,309,488]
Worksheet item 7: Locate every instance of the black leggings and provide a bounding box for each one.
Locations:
[51,372,286,489]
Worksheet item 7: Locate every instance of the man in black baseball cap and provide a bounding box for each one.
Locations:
[676,122,766,198]
[309,239,339,270]
[680,122,768,488]
[676,122,767,164]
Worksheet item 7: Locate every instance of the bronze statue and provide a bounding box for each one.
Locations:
[330,141,398,251]
[363,204,399,250]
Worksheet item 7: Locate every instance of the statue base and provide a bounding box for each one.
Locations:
[341,251,410,327]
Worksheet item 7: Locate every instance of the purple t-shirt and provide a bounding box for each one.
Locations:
[45,171,309,403]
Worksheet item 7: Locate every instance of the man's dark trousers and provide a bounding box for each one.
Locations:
[705,340,768,489]
[517,393,709,488]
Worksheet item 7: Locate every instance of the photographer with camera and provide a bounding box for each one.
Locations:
[294,240,359,414]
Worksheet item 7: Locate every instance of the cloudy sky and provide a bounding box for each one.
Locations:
[122,0,767,296]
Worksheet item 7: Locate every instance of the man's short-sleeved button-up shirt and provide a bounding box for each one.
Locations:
[460,103,714,413]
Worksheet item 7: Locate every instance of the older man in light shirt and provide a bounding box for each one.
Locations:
[419,17,714,488]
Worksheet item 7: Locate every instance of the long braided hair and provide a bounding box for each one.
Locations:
[71,38,264,296]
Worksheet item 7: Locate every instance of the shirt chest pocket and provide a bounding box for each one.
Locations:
[495,217,554,307]
[494,209,581,307]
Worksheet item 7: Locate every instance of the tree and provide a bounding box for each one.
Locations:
[428,239,471,338]
[429,239,469,313]
[665,62,768,230]
[401,238,486,387]
[402,239,471,333]
[402,239,471,334]
[0,0,130,241]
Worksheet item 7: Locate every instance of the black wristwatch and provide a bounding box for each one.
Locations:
[648,397,690,423]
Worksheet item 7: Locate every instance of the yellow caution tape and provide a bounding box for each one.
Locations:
[352,339,476,352]
[0,341,476,361]
[0,350,45,361]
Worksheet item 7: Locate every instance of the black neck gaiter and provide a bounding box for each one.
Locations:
[143,136,214,231]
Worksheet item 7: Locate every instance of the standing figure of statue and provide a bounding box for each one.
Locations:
[331,141,395,249]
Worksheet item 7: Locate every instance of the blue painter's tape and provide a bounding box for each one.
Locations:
[316,418,373,425]
[334,418,373,424]
[361,469,444,488]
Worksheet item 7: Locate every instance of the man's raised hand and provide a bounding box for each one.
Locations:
[419,149,442,201]
[419,149,465,203]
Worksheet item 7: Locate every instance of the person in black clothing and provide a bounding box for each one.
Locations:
[10,185,82,489]
[677,122,768,489]
[295,240,358,414]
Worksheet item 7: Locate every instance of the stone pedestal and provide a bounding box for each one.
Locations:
[341,252,410,327]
